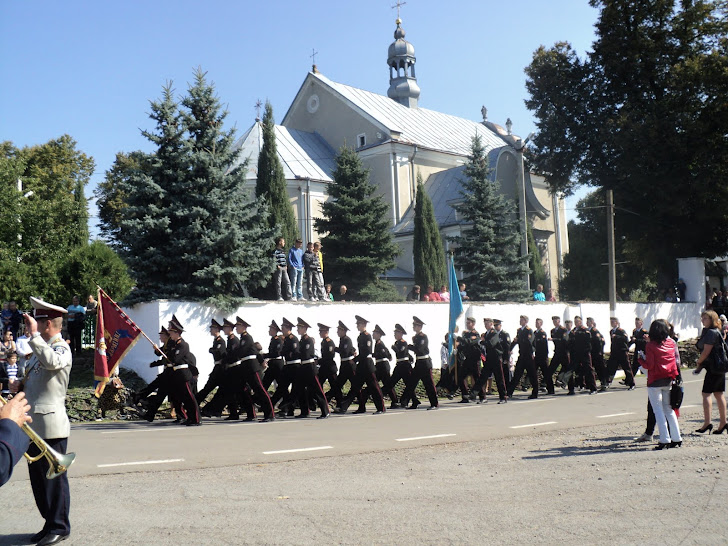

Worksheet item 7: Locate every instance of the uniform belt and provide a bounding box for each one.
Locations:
[301,358,315,364]
[375,358,389,363]
[214,360,223,365]
[396,357,410,362]
[415,355,430,360]
[241,354,257,362]
[268,357,283,361]
[340,355,355,361]
[286,359,301,365]
[173,364,189,370]
[227,362,241,368]
[165,363,174,368]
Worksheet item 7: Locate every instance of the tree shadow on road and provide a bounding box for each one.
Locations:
[522,436,651,460]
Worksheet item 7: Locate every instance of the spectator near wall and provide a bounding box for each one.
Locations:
[273,237,292,301]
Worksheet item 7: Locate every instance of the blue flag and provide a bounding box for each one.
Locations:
[447,255,464,369]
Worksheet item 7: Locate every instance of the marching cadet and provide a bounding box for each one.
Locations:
[472,318,508,403]
[19,297,73,544]
[586,317,608,391]
[196,319,226,404]
[358,324,397,410]
[337,316,386,414]
[295,317,329,419]
[334,321,356,411]
[262,320,284,391]
[386,323,419,409]
[317,323,342,406]
[630,317,648,376]
[401,316,439,410]
[567,316,598,395]
[494,319,512,384]
[234,317,275,422]
[136,327,177,420]
[167,315,201,425]
[270,317,300,417]
[548,316,569,389]
[607,317,635,389]
[508,315,539,399]
[533,318,554,394]
[457,317,481,403]
[202,318,239,418]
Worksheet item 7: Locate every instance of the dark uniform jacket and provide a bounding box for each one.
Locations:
[409,332,431,367]
[320,337,337,365]
[265,335,284,361]
[373,340,392,363]
[534,328,548,358]
[570,326,592,355]
[481,328,503,363]
[631,328,648,353]
[610,327,630,354]
[392,339,412,366]
[511,326,535,356]
[0,419,29,487]
[299,334,315,363]
[336,336,355,362]
[224,334,240,368]
[237,331,261,372]
[497,329,512,362]
[357,332,375,373]
[551,326,569,356]
[458,330,481,365]
[209,335,226,365]
[590,328,605,356]
[282,333,300,363]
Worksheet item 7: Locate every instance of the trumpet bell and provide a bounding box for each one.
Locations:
[46,450,76,480]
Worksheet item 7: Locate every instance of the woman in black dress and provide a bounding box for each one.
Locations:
[694,310,727,434]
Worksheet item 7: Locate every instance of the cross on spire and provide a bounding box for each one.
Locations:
[392,0,406,19]
[254,99,262,121]
[310,48,318,66]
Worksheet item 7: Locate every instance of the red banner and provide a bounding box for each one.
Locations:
[94,288,142,397]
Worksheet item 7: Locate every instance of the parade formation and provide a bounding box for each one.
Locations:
[132,312,653,424]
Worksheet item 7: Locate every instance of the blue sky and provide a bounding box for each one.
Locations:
[0,1,599,229]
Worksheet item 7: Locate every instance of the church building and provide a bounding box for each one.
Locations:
[232,17,569,295]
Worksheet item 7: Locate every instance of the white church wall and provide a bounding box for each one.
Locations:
[118,300,702,386]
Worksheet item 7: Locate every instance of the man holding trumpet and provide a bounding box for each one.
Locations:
[9,297,73,545]
[0,391,32,485]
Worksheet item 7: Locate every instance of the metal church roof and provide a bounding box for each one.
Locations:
[230,122,336,182]
[309,72,507,155]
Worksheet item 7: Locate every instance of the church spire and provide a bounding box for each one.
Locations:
[387,15,420,108]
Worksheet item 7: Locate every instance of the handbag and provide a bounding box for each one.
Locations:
[670,377,684,410]
[709,336,728,374]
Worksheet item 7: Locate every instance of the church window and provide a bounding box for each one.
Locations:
[357,133,367,148]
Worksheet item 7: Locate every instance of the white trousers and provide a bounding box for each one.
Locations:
[647,385,682,444]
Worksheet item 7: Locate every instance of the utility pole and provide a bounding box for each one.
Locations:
[607,189,617,316]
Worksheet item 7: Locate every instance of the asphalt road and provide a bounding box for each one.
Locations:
[2,376,726,546]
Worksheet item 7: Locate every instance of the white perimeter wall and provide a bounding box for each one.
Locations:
[119,300,704,386]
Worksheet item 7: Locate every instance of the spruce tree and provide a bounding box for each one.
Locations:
[413,173,446,290]
[256,101,298,245]
[450,135,530,301]
[314,145,399,298]
[120,70,274,307]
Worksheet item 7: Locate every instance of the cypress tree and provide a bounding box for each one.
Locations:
[413,173,446,291]
[450,135,530,301]
[256,101,298,245]
[120,70,275,307]
[314,145,399,298]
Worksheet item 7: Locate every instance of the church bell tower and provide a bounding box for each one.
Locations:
[387,18,420,108]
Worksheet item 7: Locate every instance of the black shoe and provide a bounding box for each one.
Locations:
[427,405,439,410]
[458,398,470,403]
[696,424,713,433]
[143,413,154,422]
[713,424,728,434]
[185,421,201,426]
[334,408,347,414]
[567,391,575,395]
[353,408,367,414]
[407,403,420,410]
[628,385,636,391]
[259,416,275,422]
[316,413,330,419]
[30,530,47,543]
[654,442,671,450]
[589,390,597,395]
[37,534,69,546]
[224,415,239,421]
[294,414,309,419]
[669,441,682,448]
[547,391,555,395]
[177,419,188,426]
[373,410,384,415]
[446,393,454,400]
[528,394,538,399]
[498,398,507,404]
[243,416,256,422]
[389,403,400,409]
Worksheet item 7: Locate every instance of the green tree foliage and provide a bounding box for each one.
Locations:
[559,190,658,301]
[413,173,446,291]
[314,145,399,299]
[0,136,93,304]
[525,0,728,285]
[255,101,298,245]
[57,240,134,303]
[527,222,547,290]
[450,135,530,301]
[95,151,145,249]
[119,71,274,308]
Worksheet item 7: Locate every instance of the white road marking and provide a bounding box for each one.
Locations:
[682,379,703,384]
[510,421,557,429]
[395,433,456,442]
[596,412,635,419]
[680,404,698,409]
[97,458,184,468]
[263,446,333,455]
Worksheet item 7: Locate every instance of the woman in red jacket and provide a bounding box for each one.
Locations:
[638,319,682,450]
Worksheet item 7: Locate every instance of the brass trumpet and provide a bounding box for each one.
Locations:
[0,395,76,479]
